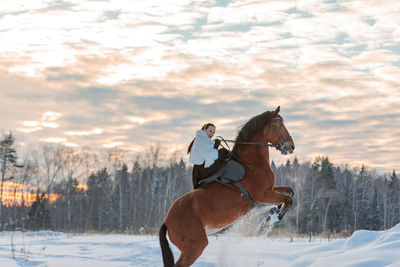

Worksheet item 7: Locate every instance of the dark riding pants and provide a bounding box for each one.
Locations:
[192,148,229,189]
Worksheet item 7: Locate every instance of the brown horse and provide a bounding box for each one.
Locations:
[159,106,295,267]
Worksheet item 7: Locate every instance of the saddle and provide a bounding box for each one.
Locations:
[198,160,245,186]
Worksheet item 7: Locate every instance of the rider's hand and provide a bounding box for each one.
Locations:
[214,139,221,149]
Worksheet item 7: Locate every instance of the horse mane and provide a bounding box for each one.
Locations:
[231,111,275,156]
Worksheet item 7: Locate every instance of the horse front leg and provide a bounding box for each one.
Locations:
[258,188,293,222]
[273,186,294,198]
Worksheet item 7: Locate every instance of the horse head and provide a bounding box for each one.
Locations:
[264,106,295,155]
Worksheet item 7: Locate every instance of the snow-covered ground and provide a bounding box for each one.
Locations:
[0,224,399,267]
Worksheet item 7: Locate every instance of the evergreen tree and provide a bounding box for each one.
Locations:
[130,160,142,232]
[87,172,101,231]
[369,184,381,230]
[285,159,291,168]
[389,170,399,226]
[271,160,277,173]
[27,191,50,230]
[115,164,129,232]
[97,168,112,232]
[319,157,335,190]
[293,157,300,170]
[0,131,23,229]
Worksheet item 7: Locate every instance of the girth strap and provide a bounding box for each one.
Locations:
[232,181,257,208]
[213,176,257,208]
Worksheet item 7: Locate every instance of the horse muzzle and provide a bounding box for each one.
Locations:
[279,142,295,155]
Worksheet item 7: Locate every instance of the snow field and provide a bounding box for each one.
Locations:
[0,224,399,266]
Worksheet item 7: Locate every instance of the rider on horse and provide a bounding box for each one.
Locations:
[160,107,295,267]
[187,123,229,189]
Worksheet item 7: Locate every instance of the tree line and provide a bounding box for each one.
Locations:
[0,132,399,234]
[272,157,399,234]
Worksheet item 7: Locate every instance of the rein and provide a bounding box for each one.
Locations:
[217,137,276,147]
[216,116,293,151]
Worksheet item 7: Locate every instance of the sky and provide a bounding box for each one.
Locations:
[0,0,399,172]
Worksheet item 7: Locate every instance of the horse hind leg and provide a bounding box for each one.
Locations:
[174,232,208,267]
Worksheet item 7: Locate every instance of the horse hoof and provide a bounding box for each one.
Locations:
[288,188,294,197]
[270,206,280,215]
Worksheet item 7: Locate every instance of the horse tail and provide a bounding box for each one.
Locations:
[159,223,174,267]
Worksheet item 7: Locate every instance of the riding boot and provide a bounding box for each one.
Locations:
[192,165,202,189]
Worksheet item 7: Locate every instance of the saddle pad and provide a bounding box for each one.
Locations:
[198,160,245,186]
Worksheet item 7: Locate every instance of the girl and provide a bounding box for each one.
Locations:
[188,123,229,189]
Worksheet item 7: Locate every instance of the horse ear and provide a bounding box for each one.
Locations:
[274,106,280,116]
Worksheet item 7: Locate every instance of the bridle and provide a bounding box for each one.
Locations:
[217,116,293,152]
[268,116,293,152]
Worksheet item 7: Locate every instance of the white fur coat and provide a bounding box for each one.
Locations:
[188,130,218,168]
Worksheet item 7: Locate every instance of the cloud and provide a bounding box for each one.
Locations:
[0,0,399,172]
[42,112,61,121]
[66,128,103,136]
[40,137,67,143]
[102,141,124,148]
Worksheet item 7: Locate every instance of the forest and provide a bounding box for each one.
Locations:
[1,132,399,235]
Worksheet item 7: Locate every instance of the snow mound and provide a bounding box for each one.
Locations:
[346,223,400,248]
[213,224,400,267]
[304,223,400,267]
[345,229,381,248]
